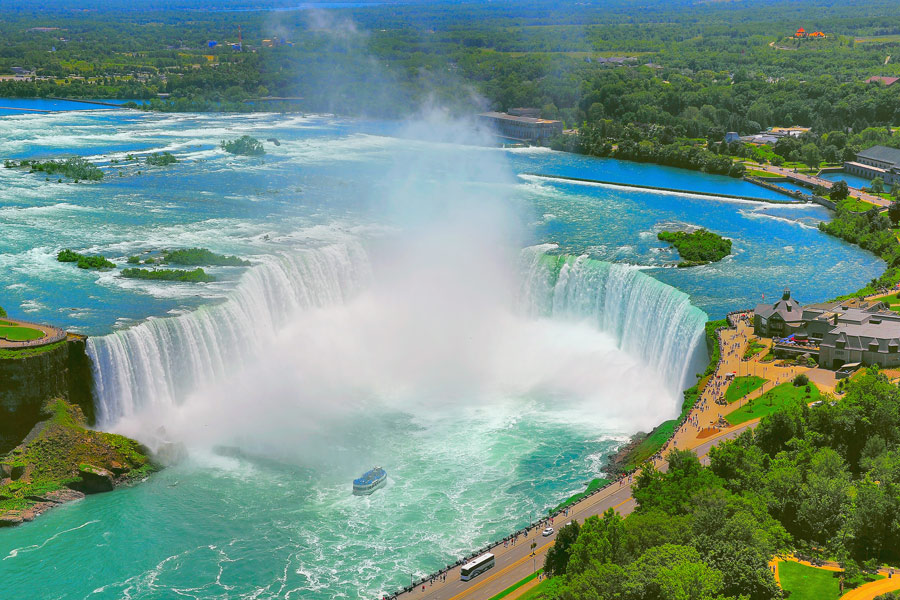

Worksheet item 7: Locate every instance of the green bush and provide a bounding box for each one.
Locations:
[7,157,103,181]
[0,305,6,317]
[793,373,810,387]
[658,229,732,266]
[221,135,265,156]
[57,249,115,269]
[120,267,215,282]
[127,255,141,264]
[145,151,178,166]
[163,248,250,267]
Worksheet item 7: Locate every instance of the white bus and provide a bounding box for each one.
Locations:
[460,553,495,581]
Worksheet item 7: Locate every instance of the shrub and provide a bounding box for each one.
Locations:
[120,267,215,282]
[163,248,250,267]
[221,135,265,156]
[145,152,178,166]
[793,373,810,387]
[57,249,114,269]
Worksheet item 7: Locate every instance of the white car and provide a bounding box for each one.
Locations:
[542,527,554,537]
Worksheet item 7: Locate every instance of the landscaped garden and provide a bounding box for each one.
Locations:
[0,320,45,342]
[726,380,819,425]
[777,561,841,600]
[724,375,768,403]
[743,339,767,359]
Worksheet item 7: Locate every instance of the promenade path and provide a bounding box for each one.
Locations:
[746,163,889,208]
[0,318,66,349]
[392,314,809,600]
[771,555,900,600]
[841,574,900,600]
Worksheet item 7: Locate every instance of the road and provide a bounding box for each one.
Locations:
[392,314,798,600]
[393,421,757,600]
[747,163,890,208]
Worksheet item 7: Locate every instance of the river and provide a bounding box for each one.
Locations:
[0,106,883,599]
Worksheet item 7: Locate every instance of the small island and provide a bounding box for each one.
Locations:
[145,151,178,166]
[4,157,104,182]
[657,228,732,268]
[221,135,266,157]
[121,267,216,282]
[57,249,115,269]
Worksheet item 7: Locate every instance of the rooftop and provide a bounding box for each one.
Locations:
[857,145,900,167]
[478,112,561,125]
[866,76,899,86]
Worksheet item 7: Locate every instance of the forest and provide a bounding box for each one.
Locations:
[3,0,900,138]
[540,368,900,600]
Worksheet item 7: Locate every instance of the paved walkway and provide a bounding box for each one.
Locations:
[841,575,900,600]
[394,420,760,600]
[772,555,900,600]
[391,314,810,600]
[0,317,65,349]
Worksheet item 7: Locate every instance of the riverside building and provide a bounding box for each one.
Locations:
[754,290,900,369]
[477,112,563,144]
[844,145,900,185]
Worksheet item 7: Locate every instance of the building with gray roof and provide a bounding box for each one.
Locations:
[754,290,900,369]
[844,145,900,185]
[754,289,804,337]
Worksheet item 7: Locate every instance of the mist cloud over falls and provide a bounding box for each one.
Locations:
[102,116,683,461]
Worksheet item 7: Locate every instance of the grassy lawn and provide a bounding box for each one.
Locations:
[625,420,675,469]
[488,570,544,600]
[778,562,841,600]
[840,197,878,213]
[726,381,819,425]
[516,577,556,600]
[746,169,783,178]
[725,375,769,403]
[550,478,610,514]
[0,322,45,342]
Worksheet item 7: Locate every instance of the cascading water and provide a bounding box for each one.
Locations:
[87,241,372,426]
[88,239,708,432]
[520,246,709,395]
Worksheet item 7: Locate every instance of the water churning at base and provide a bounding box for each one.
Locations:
[88,241,707,430]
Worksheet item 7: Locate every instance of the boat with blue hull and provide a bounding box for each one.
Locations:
[353,467,387,495]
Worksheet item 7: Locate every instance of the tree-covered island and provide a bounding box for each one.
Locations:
[658,229,733,267]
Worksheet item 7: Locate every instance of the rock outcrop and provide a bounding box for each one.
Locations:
[0,398,154,528]
[0,336,95,453]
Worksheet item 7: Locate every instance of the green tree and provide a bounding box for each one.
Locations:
[830,180,850,201]
[545,521,581,577]
[889,200,900,226]
[872,177,886,194]
[801,143,822,169]
[566,508,627,576]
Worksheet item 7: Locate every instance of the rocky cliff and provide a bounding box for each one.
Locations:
[0,337,95,454]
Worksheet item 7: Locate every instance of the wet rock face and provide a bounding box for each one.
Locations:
[0,338,95,453]
[68,464,115,494]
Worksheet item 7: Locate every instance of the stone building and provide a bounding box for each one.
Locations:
[753,289,804,337]
[844,145,900,185]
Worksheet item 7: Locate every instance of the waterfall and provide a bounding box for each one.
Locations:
[519,248,709,395]
[88,242,708,428]
[87,241,372,426]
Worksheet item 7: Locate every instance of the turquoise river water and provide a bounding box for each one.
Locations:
[0,106,884,599]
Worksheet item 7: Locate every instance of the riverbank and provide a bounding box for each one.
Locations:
[0,397,155,527]
[0,330,155,527]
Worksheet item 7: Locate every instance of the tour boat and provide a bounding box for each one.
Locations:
[352,467,387,495]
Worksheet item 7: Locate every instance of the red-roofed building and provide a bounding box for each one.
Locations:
[866,76,900,87]
[796,28,807,38]
[809,31,826,38]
